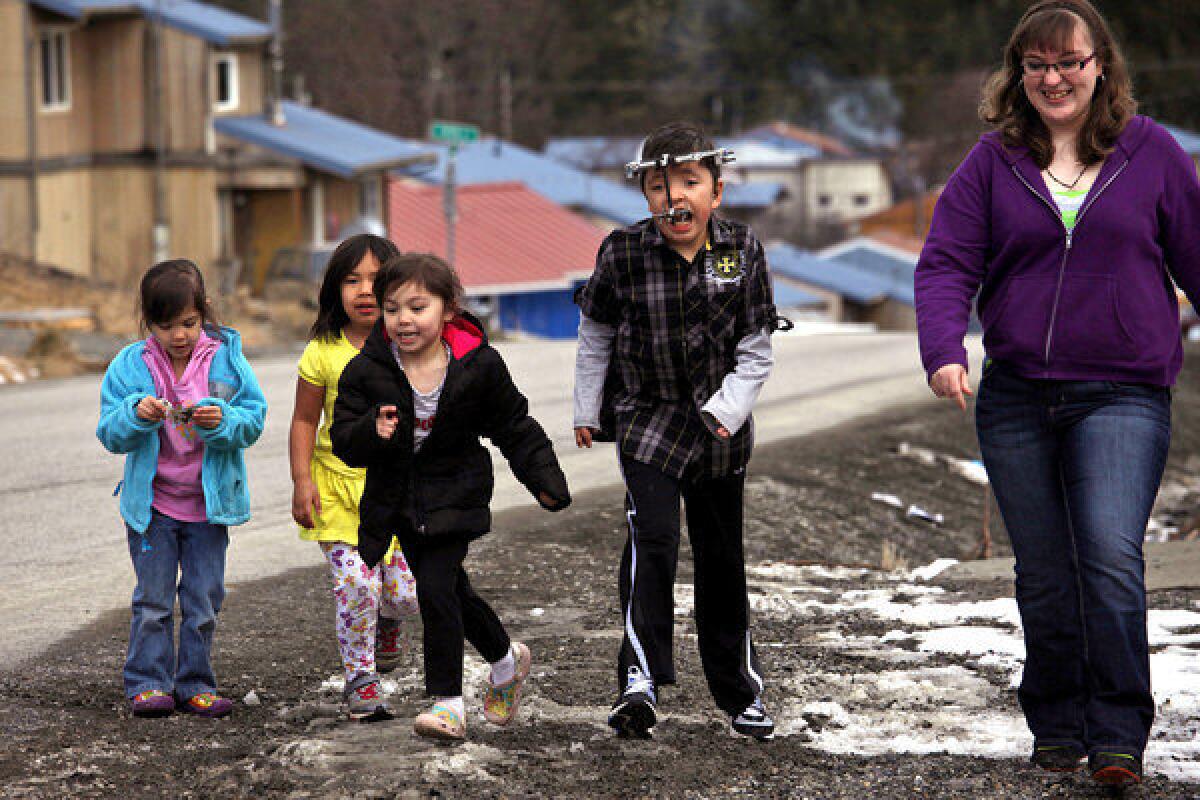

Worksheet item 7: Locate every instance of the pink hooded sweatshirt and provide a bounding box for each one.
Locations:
[142,331,220,522]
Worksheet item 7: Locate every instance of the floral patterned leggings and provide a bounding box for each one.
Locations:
[320,542,419,681]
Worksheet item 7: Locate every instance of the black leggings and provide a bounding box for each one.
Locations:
[398,533,510,696]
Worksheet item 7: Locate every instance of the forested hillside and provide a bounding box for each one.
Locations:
[213,1,1200,186]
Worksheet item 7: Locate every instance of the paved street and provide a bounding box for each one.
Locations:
[0,331,958,669]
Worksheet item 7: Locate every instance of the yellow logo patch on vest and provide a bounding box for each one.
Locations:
[706,248,744,285]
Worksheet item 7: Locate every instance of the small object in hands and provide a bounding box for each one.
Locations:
[905,504,944,526]
[164,400,194,425]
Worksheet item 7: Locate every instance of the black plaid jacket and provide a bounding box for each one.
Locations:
[575,216,776,480]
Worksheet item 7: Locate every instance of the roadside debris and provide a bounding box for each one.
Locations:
[895,442,988,486]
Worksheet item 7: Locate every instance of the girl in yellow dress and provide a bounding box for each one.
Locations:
[288,234,417,721]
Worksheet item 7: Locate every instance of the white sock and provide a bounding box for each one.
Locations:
[437,695,464,718]
[490,647,516,685]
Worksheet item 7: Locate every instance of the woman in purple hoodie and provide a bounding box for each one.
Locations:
[914,0,1200,787]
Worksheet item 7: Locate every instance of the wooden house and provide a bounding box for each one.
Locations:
[0,0,431,292]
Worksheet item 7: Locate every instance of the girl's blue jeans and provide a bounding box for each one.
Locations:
[124,509,229,701]
[976,361,1170,759]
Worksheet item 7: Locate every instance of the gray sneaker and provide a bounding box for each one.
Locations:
[344,674,392,722]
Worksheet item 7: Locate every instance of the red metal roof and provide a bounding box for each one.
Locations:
[387,179,606,294]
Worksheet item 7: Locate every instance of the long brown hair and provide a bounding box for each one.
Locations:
[980,0,1136,168]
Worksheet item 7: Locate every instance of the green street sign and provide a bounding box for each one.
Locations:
[429,121,481,144]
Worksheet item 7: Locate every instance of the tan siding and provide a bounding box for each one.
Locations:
[160,27,207,152]
[36,169,92,275]
[87,18,147,153]
[0,2,29,160]
[237,48,263,115]
[91,166,152,285]
[165,168,219,277]
[0,176,32,259]
[36,25,93,159]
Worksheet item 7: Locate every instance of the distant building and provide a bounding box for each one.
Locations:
[1164,124,1200,177]
[386,180,603,339]
[768,239,914,330]
[544,126,894,248]
[854,188,942,251]
[0,0,432,292]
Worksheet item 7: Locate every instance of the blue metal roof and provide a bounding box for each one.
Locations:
[723,182,785,209]
[768,242,912,306]
[543,137,641,171]
[214,101,435,178]
[29,0,273,46]
[1164,124,1200,157]
[772,279,823,309]
[397,137,648,225]
[827,246,915,284]
[744,130,824,159]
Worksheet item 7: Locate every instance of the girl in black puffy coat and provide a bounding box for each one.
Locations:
[332,252,570,741]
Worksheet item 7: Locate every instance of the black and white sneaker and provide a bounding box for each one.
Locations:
[731,697,774,740]
[608,666,657,739]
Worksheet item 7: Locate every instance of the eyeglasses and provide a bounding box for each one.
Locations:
[1021,52,1096,77]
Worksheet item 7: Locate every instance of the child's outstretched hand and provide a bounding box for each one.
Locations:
[376,405,399,440]
[136,396,168,423]
[191,404,222,430]
[574,426,596,448]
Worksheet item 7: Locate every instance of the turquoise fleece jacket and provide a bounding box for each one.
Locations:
[96,327,267,533]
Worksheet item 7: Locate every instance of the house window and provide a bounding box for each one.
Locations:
[853,194,871,207]
[213,53,239,112]
[39,30,70,111]
[817,194,832,208]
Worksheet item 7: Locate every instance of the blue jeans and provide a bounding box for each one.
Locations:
[124,510,229,701]
[975,361,1170,758]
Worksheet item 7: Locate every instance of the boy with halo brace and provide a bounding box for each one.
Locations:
[289,233,419,722]
[574,121,784,741]
[97,259,266,719]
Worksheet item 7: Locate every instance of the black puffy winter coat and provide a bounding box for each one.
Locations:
[331,313,571,567]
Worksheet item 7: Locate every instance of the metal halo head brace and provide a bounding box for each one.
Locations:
[623,147,736,181]
[625,147,736,223]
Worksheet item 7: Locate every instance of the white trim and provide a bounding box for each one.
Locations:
[212,52,239,113]
[311,180,327,247]
[464,279,575,296]
[38,29,71,113]
[817,235,919,265]
[617,459,652,678]
[745,632,764,694]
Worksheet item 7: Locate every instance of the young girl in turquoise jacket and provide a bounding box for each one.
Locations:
[97,259,266,719]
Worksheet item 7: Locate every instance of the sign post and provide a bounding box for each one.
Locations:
[428,122,481,268]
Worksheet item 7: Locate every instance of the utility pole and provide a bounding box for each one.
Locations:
[267,0,285,127]
[444,145,457,268]
[429,122,480,270]
[500,67,513,144]
[151,0,169,263]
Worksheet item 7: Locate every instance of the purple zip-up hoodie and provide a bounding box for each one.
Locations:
[915,115,1200,386]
